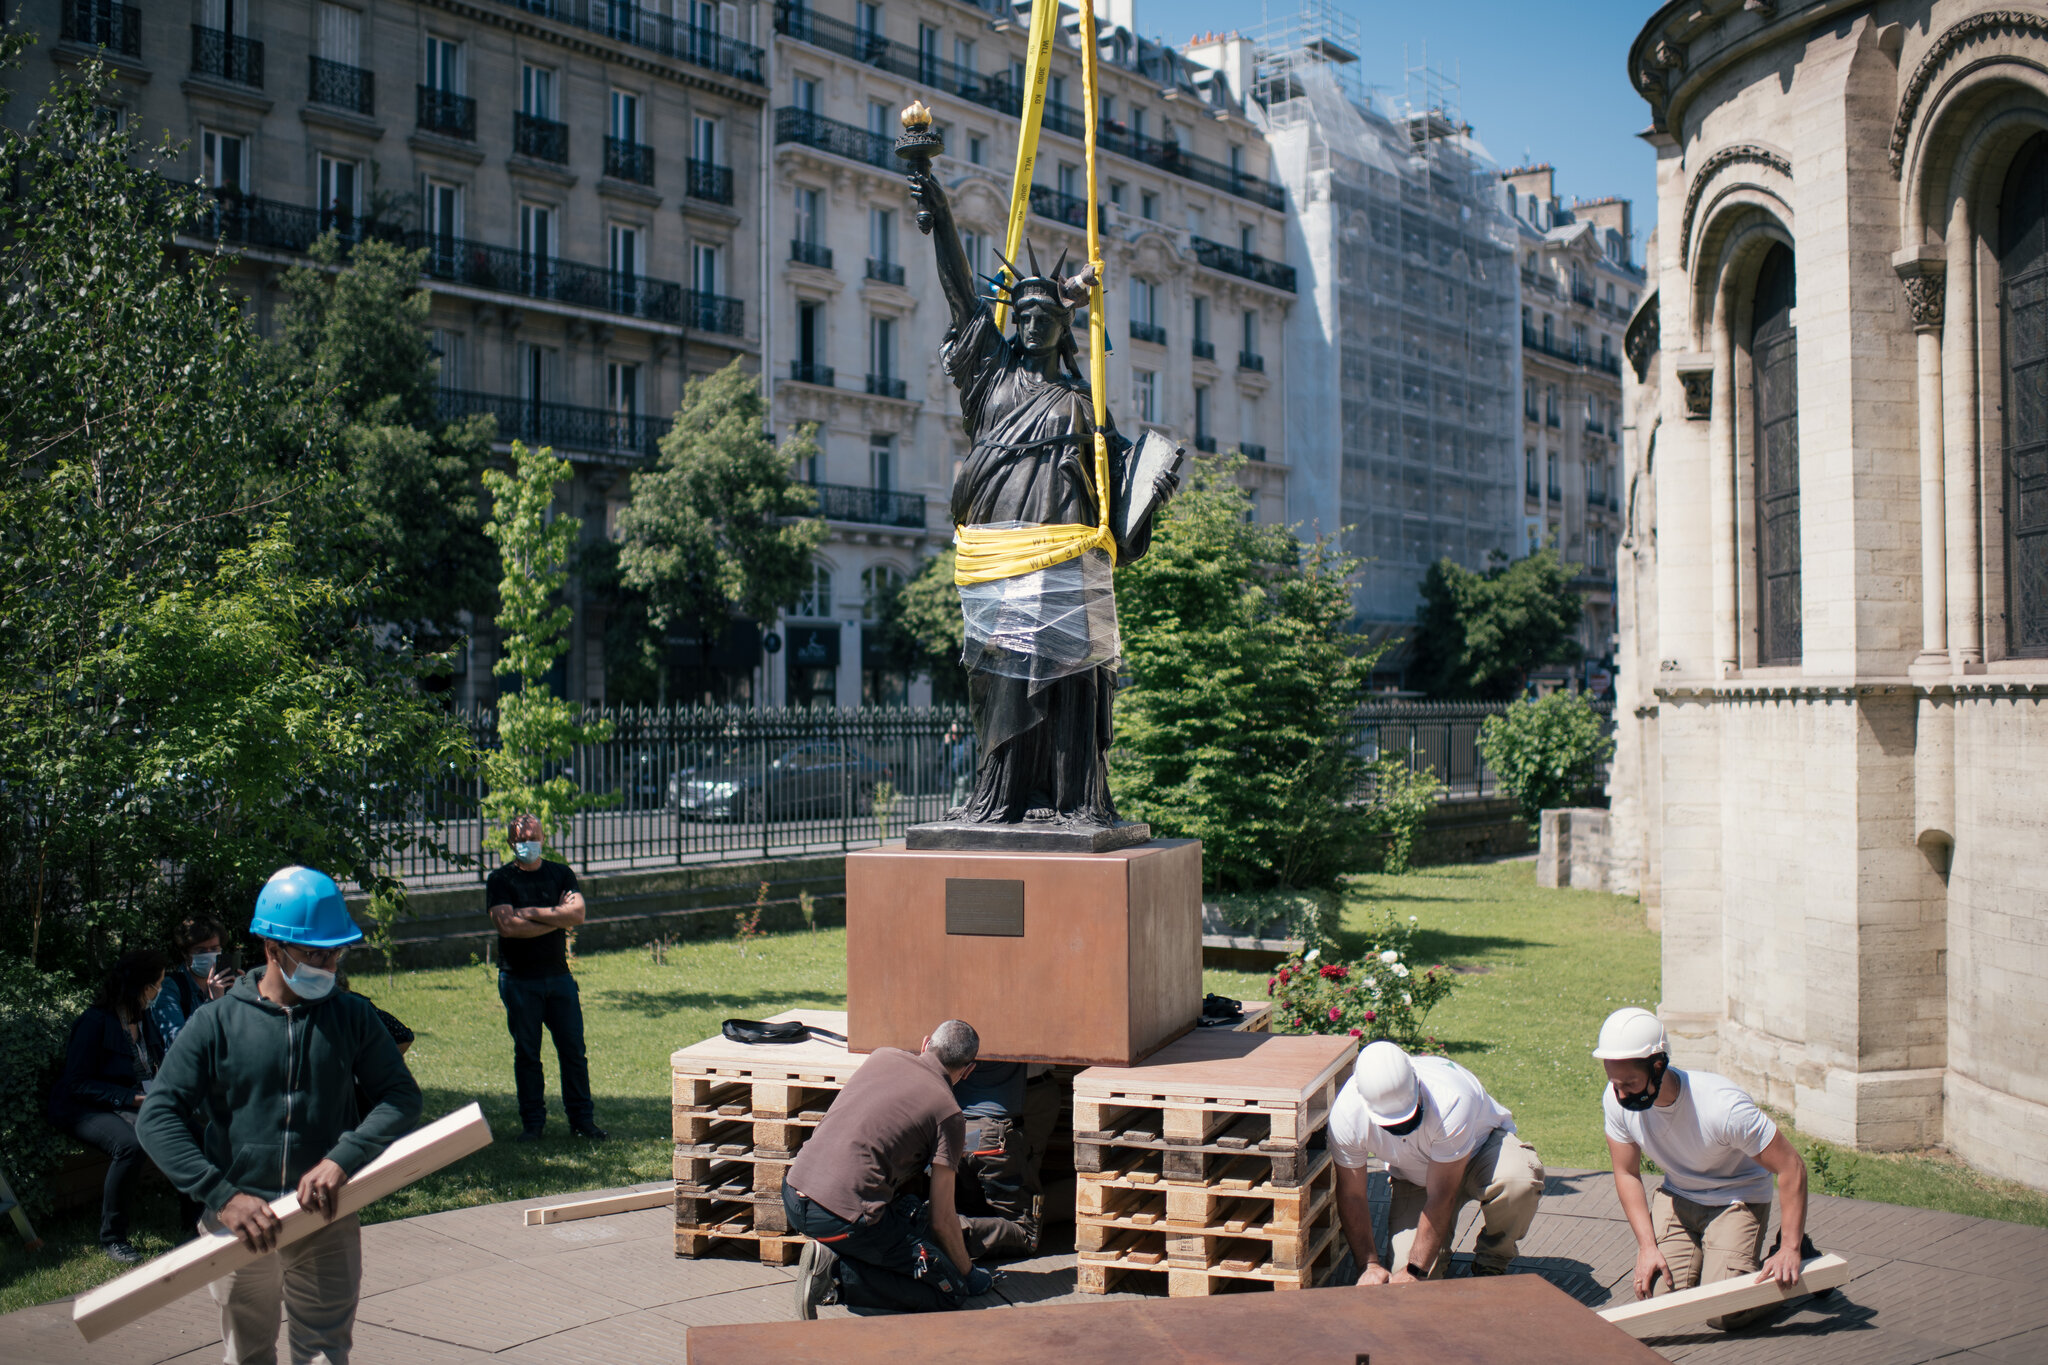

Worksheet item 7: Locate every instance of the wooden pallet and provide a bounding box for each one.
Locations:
[1076,1216,1342,1296]
[1074,1134,1327,1188]
[1077,1151,1335,1230]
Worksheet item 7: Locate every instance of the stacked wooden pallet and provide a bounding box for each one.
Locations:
[1071,1030,1354,1297]
[670,1010,867,1264]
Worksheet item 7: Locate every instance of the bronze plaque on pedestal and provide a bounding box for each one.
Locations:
[846,839,1202,1067]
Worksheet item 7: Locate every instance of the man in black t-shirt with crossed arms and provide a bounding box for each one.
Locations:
[486,814,605,1142]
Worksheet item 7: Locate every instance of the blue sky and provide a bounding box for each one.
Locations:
[1154,0,1661,242]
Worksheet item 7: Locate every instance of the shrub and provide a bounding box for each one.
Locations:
[1360,757,1441,874]
[1478,689,1615,832]
[1267,911,1458,1048]
[1209,889,1337,950]
[0,961,91,1217]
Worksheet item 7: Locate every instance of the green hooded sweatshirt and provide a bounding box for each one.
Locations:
[137,967,423,1215]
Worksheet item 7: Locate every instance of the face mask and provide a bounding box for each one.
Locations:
[190,952,219,978]
[514,840,543,862]
[1382,1104,1425,1138]
[1615,1056,1669,1112]
[280,951,338,1002]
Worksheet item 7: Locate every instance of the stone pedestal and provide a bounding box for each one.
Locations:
[845,839,1202,1067]
[1537,808,1611,891]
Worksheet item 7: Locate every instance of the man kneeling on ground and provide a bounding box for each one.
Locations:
[1595,1008,1811,1331]
[1333,1041,1545,1283]
[785,1020,994,1317]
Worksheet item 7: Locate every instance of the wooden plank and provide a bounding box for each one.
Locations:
[671,1010,864,1080]
[73,1104,491,1343]
[1596,1253,1852,1337]
[524,1187,673,1226]
[1074,1031,1356,1108]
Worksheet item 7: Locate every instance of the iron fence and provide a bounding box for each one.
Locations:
[192,24,263,87]
[1348,700,1615,802]
[309,56,373,114]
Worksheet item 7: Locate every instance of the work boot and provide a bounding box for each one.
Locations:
[570,1124,609,1141]
[795,1239,838,1320]
[103,1241,143,1265]
[514,1128,544,1143]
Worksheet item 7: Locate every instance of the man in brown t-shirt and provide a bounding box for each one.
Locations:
[785,1019,992,1316]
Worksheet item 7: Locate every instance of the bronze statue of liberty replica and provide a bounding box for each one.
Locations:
[896,107,1183,853]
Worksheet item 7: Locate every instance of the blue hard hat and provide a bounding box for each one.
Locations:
[249,866,363,948]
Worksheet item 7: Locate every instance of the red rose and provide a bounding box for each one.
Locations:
[1348,1028,1363,1037]
[1327,1005,1341,1022]
[1363,1010,1377,1022]
[1318,964,1348,980]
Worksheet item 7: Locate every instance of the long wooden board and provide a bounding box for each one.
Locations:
[72,1103,492,1342]
[1595,1253,1852,1337]
[523,1186,674,1226]
[1074,1031,1356,1107]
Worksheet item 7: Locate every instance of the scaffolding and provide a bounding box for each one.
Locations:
[1248,7,1520,637]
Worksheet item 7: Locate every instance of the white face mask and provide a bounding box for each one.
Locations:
[279,949,340,1002]
[513,840,543,863]
[190,951,219,978]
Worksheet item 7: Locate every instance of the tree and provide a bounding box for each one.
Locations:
[275,236,498,644]
[875,546,968,705]
[480,442,614,860]
[615,363,825,698]
[1408,545,1583,700]
[1478,689,1615,832]
[1112,458,1382,892]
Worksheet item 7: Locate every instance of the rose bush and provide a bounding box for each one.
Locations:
[1266,911,1458,1048]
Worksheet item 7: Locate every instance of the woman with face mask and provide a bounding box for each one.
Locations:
[150,916,238,1052]
[48,949,172,1264]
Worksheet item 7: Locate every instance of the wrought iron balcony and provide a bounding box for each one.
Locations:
[774,3,1008,115]
[437,386,664,462]
[1548,482,1563,500]
[1573,280,1596,307]
[686,290,746,336]
[687,159,733,204]
[774,107,894,170]
[62,1,140,55]
[789,238,833,268]
[192,24,263,88]
[1029,184,1101,231]
[179,188,399,256]
[1523,324,1624,375]
[605,136,655,184]
[309,57,373,115]
[866,374,907,399]
[1193,434,1218,453]
[789,361,835,387]
[866,258,904,286]
[1527,478,1540,498]
[1238,350,1265,372]
[504,0,764,83]
[1190,236,1296,293]
[1192,339,1215,360]
[1240,443,1267,461]
[417,86,476,140]
[1587,485,1606,506]
[515,112,569,163]
[808,480,926,528]
[1129,320,1167,346]
[406,233,684,323]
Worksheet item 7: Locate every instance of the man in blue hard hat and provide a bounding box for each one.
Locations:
[139,866,421,1365]
[486,814,604,1141]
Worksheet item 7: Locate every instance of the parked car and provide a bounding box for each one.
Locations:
[668,742,892,822]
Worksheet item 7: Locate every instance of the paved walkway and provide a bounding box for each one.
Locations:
[2,1171,2042,1364]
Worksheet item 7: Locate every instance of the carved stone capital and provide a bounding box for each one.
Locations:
[1893,248,1947,331]
[1673,352,1714,421]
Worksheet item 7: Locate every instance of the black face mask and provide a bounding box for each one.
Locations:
[1381,1101,1425,1137]
[1615,1055,1669,1112]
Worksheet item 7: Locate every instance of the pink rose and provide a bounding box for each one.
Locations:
[1348,1028,1362,1038]
[1363,1010,1377,1022]
[1327,1005,1342,1022]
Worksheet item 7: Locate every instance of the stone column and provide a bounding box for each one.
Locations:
[1896,247,1948,666]
[1673,349,1727,669]
[1942,198,1983,667]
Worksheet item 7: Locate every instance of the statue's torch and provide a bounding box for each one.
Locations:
[895,100,943,235]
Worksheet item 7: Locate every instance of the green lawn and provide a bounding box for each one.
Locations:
[6,858,2044,1315]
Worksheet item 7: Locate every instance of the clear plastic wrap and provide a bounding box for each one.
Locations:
[957,529,1120,689]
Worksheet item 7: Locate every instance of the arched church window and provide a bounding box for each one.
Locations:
[1752,242,1801,665]
[2002,133,2048,655]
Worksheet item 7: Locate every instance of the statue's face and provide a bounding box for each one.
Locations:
[1014,297,1066,358]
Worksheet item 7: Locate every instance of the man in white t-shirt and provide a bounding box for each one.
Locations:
[1594,1008,1812,1330]
[1330,1042,1545,1283]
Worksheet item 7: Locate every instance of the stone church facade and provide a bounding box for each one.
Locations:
[1611,0,2048,1190]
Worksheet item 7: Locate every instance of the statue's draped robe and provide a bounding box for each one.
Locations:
[942,302,1155,825]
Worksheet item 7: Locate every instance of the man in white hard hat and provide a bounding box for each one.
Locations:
[1595,1007,1812,1330]
[1330,1041,1544,1283]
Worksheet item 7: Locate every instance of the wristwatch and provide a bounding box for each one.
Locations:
[1403,1262,1428,1279]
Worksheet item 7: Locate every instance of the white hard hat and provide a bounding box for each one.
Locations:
[1592,1007,1669,1060]
[1352,1041,1420,1127]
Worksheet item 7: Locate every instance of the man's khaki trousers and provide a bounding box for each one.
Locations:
[1386,1127,1545,1276]
[205,1211,362,1365]
[1649,1188,1773,1331]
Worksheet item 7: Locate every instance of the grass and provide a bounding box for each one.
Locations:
[6,858,2044,1314]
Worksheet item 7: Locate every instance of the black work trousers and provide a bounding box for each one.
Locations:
[782,1188,968,1314]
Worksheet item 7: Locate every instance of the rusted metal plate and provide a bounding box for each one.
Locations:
[683,1276,1667,1364]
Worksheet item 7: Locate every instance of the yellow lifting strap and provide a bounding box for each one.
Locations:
[956,0,1116,589]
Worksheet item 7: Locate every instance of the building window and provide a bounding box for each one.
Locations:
[2002,132,2048,654]
[521,64,556,119]
[692,243,721,295]
[793,76,818,113]
[692,115,718,165]
[1523,383,1537,422]
[861,566,905,622]
[1241,309,1257,356]
[1546,451,1559,499]
[954,36,976,72]
[1133,369,1157,424]
[960,229,982,278]
[869,315,895,381]
[610,90,640,144]
[1193,384,1211,446]
[1108,179,1124,208]
[317,154,358,231]
[796,299,823,372]
[855,1,880,38]
[968,135,984,165]
[424,35,463,93]
[431,329,464,390]
[1140,190,1157,220]
[792,563,833,617]
[1192,295,1209,346]
[869,207,894,266]
[1751,241,1801,665]
[1545,385,1560,427]
[519,342,556,403]
[794,186,821,245]
[201,128,246,192]
[607,361,640,455]
[867,100,889,138]
[869,433,893,491]
[1524,446,1537,495]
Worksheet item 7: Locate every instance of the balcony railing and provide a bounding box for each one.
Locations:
[309,57,373,115]
[1193,434,1217,453]
[407,233,684,323]
[179,188,400,256]
[1239,350,1265,372]
[775,3,1008,116]
[1588,486,1606,506]
[1129,320,1166,346]
[1192,339,1215,360]
[1573,280,1596,307]
[1240,443,1266,461]
[687,159,733,204]
[1029,183,1101,231]
[1548,482,1563,501]
[866,374,907,399]
[1190,236,1297,293]
[62,1,141,55]
[438,386,664,462]
[865,258,904,286]
[417,86,476,140]
[1523,324,1624,375]
[775,107,893,170]
[789,361,836,387]
[808,480,926,528]
[515,112,569,163]
[686,290,746,336]
[789,238,833,268]
[605,136,655,184]
[192,24,263,88]
[1546,410,1561,428]
[504,0,764,83]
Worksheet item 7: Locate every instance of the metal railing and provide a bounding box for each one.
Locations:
[686,290,746,336]
[1240,443,1266,461]
[192,24,263,87]
[775,3,1009,115]
[1029,184,1100,231]
[1239,350,1265,372]
[417,86,476,139]
[866,373,907,399]
[1350,700,1614,803]
[688,159,733,203]
[309,56,373,114]
[789,238,833,268]
[407,233,684,323]
[1129,320,1167,346]
[775,106,894,170]
[1588,486,1606,506]
[789,360,836,387]
[809,481,926,527]
[866,257,904,285]
[1573,280,1596,307]
[436,387,665,463]
[1192,338,1215,360]
[1190,236,1297,292]
[503,0,764,82]
[180,189,399,255]
[1193,434,1218,453]
[515,111,569,162]
[62,1,141,55]
[606,136,655,184]
[1523,325,1622,375]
